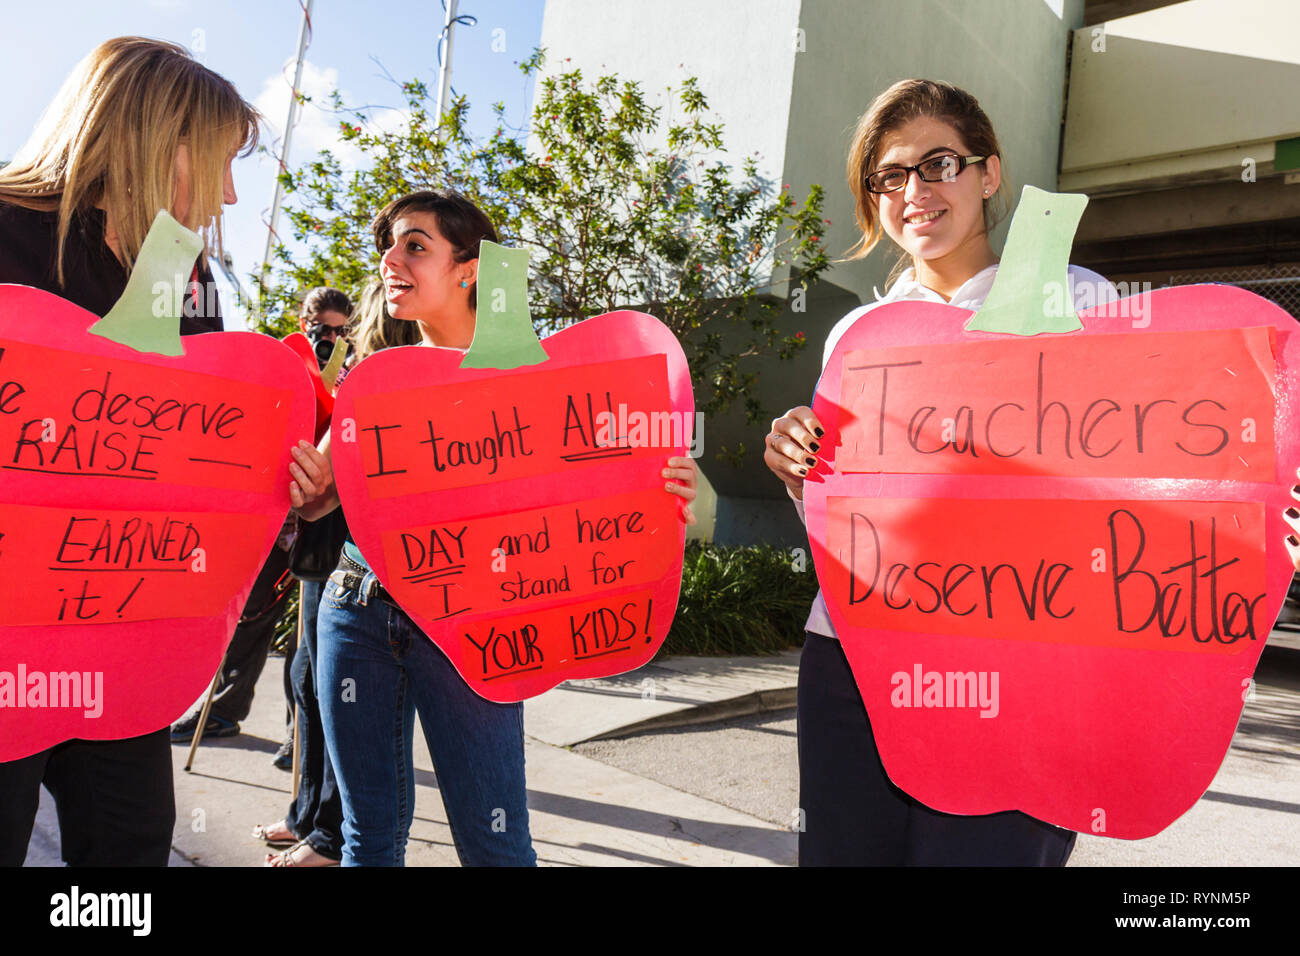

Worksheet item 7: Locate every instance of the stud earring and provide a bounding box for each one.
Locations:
[460,280,468,288]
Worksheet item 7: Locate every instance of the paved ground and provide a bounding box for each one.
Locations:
[22,637,1299,867]
[574,647,1300,866]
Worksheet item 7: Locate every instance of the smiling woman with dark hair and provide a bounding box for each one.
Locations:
[285,188,700,866]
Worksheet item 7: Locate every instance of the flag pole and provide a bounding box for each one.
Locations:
[258,0,315,305]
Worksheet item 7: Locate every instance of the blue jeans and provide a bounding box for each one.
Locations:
[316,571,536,867]
[285,579,343,859]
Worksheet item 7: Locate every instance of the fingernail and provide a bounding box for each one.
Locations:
[1288,508,1300,519]
[1290,536,1300,547]
[809,442,820,452]
[805,457,816,466]
[814,427,824,438]
[798,467,808,476]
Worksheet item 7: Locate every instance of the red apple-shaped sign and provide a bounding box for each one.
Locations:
[281,331,346,442]
[803,187,1300,839]
[0,213,316,760]
[330,242,694,702]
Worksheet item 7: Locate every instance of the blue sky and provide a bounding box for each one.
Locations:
[1,0,545,327]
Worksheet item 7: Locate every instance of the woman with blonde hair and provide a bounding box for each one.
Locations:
[0,36,258,866]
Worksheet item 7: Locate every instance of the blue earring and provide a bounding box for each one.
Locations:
[460,280,468,288]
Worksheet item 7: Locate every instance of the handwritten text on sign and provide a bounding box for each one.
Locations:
[352,353,679,498]
[380,488,677,682]
[836,327,1276,479]
[823,496,1266,654]
[0,338,291,493]
[0,502,270,625]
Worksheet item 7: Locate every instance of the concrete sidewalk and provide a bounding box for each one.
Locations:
[23,630,1300,867]
[25,648,802,868]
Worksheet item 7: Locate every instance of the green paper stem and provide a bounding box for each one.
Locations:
[460,240,549,370]
[321,333,348,390]
[90,210,204,355]
[966,185,1089,336]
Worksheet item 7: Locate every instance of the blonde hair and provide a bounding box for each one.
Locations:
[350,279,420,361]
[0,36,258,284]
[845,79,1008,266]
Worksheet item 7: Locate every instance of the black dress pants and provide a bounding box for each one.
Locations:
[797,632,1076,866]
[205,545,294,726]
[0,728,174,866]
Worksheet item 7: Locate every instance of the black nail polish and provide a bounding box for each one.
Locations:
[805,457,816,466]
[1288,508,1300,519]
[813,427,824,438]
[1290,536,1300,547]
[798,467,808,476]
[810,442,820,452]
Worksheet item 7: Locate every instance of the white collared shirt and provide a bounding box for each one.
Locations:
[797,262,1117,639]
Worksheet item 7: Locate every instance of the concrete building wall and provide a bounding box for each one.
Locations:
[1062,0,1300,192]
[537,0,802,188]
[538,0,1085,544]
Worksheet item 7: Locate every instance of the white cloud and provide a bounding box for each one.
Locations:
[252,59,412,176]
[253,59,369,171]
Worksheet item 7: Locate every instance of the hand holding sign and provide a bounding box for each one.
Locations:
[803,187,1300,839]
[331,241,694,701]
[0,212,316,760]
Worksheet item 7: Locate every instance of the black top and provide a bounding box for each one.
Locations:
[0,201,223,332]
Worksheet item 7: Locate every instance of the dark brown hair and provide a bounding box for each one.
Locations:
[845,79,1008,262]
[371,190,498,309]
[299,286,352,322]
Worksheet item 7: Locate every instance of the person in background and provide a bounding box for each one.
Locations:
[255,283,407,867]
[170,287,355,765]
[299,285,354,368]
[0,36,257,866]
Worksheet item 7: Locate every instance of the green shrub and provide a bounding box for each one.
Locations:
[269,544,816,664]
[661,542,816,657]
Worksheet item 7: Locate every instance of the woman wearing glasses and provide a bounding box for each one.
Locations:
[764,79,1113,866]
[298,286,353,365]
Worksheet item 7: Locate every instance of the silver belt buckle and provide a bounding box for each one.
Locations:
[328,568,352,599]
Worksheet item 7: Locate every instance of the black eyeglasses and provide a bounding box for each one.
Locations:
[865,151,986,194]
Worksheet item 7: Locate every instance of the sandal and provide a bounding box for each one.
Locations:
[251,820,297,847]
[265,839,340,868]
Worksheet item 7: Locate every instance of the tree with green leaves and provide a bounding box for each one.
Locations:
[260,51,828,437]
